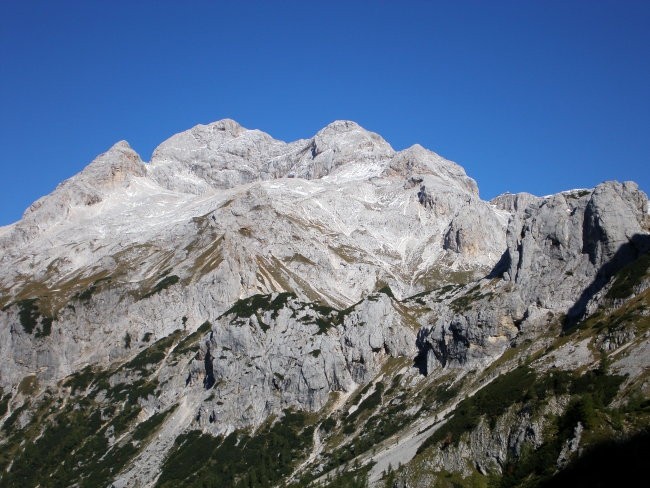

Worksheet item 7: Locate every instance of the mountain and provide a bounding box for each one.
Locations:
[0,120,648,488]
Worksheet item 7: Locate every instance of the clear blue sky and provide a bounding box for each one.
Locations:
[1,1,649,225]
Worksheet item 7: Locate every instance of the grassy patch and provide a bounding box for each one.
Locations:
[606,253,650,299]
[17,375,38,396]
[450,285,493,313]
[416,364,628,487]
[156,409,314,488]
[222,292,295,321]
[173,320,212,356]
[15,298,54,336]
[142,274,180,299]
[122,329,182,374]
[133,405,177,441]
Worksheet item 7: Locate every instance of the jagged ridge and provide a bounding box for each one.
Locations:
[0,119,648,487]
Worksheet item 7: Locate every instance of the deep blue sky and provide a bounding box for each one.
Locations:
[1,1,649,226]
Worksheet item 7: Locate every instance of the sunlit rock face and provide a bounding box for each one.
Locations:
[0,119,648,488]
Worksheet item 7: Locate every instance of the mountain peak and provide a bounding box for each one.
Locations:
[80,139,145,186]
[1,118,649,488]
[108,139,134,151]
[318,119,362,133]
[314,120,388,145]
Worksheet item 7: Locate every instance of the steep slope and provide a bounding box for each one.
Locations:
[0,120,504,388]
[0,119,648,488]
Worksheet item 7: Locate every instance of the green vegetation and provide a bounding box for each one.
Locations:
[35,316,53,337]
[222,292,295,321]
[142,274,180,299]
[450,285,493,313]
[156,410,314,488]
[17,375,38,396]
[17,298,40,334]
[565,189,591,199]
[0,347,175,486]
[122,329,182,374]
[320,466,370,488]
[221,293,350,336]
[320,417,337,433]
[417,367,539,453]
[106,377,159,405]
[314,382,414,479]
[418,378,463,413]
[77,283,98,301]
[606,253,650,299]
[346,382,384,425]
[539,429,649,487]
[63,365,98,394]
[298,310,337,335]
[377,284,394,298]
[418,365,625,456]
[0,389,160,488]
[15,298,53,336]
[499,364,627,488]
[132,406,176,441]
[566,286,650,337]
[412,360,629,488]
[173,320,212,356]
[1,400,29,435]
[296,299,364,335]
[74,277,112,301]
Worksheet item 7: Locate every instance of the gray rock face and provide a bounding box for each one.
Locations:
[0,119,509,393]
[0,118,649,488]
[417,182,649,372]
[147,119,395,193]
[160,292,416,436]
[505,182,649,322]
[1,141,145,249]
[490,191,540,213]
[443,202,506,257]
[388,144,479,196]
[582,181,649,266]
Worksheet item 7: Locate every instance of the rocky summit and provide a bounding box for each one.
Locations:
[0,120,648,488]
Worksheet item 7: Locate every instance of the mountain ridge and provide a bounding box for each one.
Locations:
[0,120,648,488]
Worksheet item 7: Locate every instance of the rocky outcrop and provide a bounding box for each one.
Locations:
[147,119,395,193]
[0,119,515,394]
[0,118,648,488]
[417,181,649,372]
[1,141,146,250]
[184,292,417,435]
